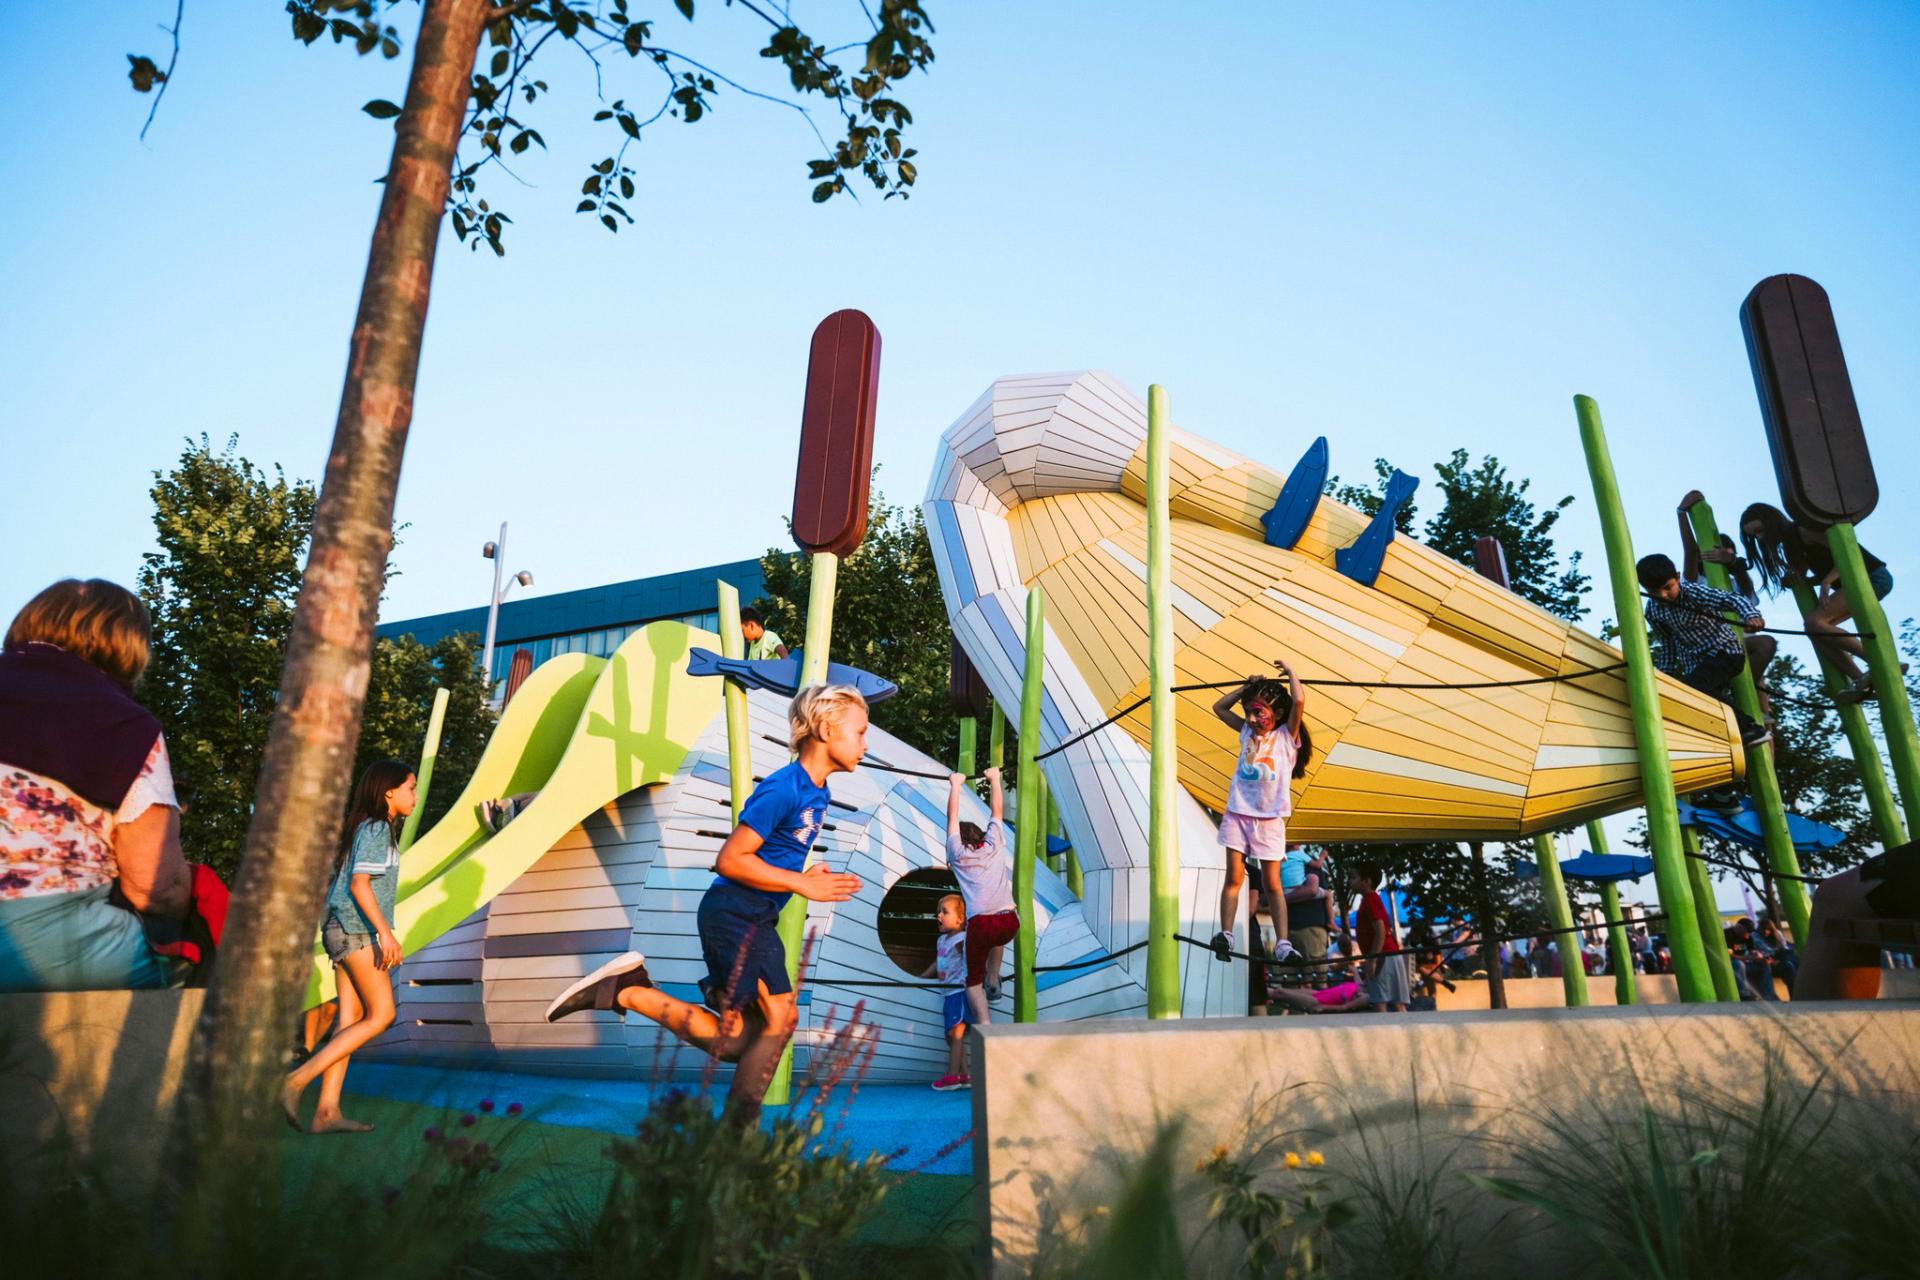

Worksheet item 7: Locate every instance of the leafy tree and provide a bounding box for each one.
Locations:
[138,438,495,881]
[756,478,956,765]
[138,439,317,882]
[119,0,939,1176]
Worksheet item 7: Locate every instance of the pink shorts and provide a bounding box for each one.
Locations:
[1218,811,1288,862]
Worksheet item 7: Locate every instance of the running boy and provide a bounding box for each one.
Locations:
[946,766,1017,1027]
[923,892,971,1091]
[1210,658,1311,964]
[544,685,866,1117]
[1637,552,1771,749]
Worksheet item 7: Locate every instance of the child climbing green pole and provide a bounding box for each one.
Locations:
[1789,579,1905,848]
[1683,498,1811,943]
[1576,394,1715,1003]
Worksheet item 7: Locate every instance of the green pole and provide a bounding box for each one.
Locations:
[1790,580,1905,848]
[1686,501,1811,942]
[1014,585,1046,1023]
[1532,831,1589,1007]
[767,550,840,1106]
[1053,787,1082,898]
[1584,820,1639,1006]
[716,582,753,822]
[957,715,978,779]
[1038,770,1062,874]
[397,686,449,853]
[1827,522,1920,837]
[1680,824,1741,1002]
[1145,384,1182,1020]
[989,699,1006,770]
[1576,394,1715,1002]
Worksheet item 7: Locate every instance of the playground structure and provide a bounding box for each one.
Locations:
[346,359,1825,1075]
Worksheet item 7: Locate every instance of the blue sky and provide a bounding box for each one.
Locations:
[3,3,1915,904]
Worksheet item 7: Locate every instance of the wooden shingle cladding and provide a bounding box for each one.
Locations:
[925,370,1742,855]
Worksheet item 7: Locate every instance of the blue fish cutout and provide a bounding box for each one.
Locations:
[686,648,898,703]
[1676,799,1846,855]
[1517,851,1654,884]
[1261,436,1329,551]
[1334,467,1419,588]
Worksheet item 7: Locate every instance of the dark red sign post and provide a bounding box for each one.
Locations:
[769,309,881,1104]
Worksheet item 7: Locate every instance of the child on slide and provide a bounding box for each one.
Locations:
[544,685,867,1117]
[1210,659,1313,965]
[946,766,1016,1026]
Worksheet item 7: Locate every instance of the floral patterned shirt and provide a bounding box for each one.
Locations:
[0,734,176,901]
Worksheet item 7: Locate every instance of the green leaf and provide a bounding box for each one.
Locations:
[490,49,509,76]
[362,99,402,119]
[812,180,837,203]
[897,160,916,186]
[674,0,694,17]
[601,213,619,233]
[127,54,166,94]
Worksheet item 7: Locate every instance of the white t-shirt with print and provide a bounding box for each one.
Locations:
[1225,724,1296,819]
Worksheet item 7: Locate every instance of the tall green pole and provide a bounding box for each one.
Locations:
[1038,770,1062,874]
[1686,501,1811,942]
[1585,820,1638,1006]
[1576,394,1714,1002]
[957,716,978,779]
[397,686,449,853]
[767,550,841,1106]
[1014,585,1046,1023]
[1789,580,1905,849]
[1827,522,1920,836]
[716,582,753,822]
[989,699,1006,770]
[1680,824,1741,1002]
[1053,787,1082,898]
[1532,831,1589,1006]
[1145,384,1182,1020]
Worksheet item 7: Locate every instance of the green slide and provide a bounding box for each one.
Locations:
[305,621,722,1006]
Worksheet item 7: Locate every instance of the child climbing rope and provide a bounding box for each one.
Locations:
[946,766,1017,1027]
[1209,659,1313,964]
[543,685,866,1118]
[1637,552,1772,753]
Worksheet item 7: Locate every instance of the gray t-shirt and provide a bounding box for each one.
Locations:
[326,818,398,935]
[947,820,1015,916]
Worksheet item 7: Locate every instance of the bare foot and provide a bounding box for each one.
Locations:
[282,1080,306,1132]
[309,1112,374,1134]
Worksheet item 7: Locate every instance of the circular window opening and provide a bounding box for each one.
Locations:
[876,866,962,977]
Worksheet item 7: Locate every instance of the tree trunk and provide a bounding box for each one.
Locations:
[172,0,490,1215]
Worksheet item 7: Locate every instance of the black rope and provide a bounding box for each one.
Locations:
[1644,593,1876,641]
[803,939,1151,990]
[1684,847,1826,886]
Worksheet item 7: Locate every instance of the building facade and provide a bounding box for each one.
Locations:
[377,557,767,699]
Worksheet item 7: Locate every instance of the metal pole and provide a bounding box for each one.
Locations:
[1533,831,1589,1006]
[1144,385,1184,1019]
[1826,521,1920,836]
[1584,820,1638,1006]
[767,550,840,1106]
[1014,584,1046,1023]
[397,687,449,854]
[1686,500,1811,942]
[1467,842,1507,1009]
[1680,823,1741,1001]
[480,520,506,691]
[1789,580,1905,849]
[1575,395,1714,1002]
[716,582,753,822]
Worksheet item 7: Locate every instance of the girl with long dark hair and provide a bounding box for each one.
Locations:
[1209,657,1315,962]
[283,757,415,1133]
[1738,502,1894,703]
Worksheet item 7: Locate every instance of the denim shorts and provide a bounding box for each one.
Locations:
[697,880,791,1006]
[322,915,374,964]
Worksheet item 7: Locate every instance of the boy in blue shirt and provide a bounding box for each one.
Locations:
[545,685,867,1116]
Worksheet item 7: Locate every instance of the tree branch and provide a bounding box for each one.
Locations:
[139,0,185,142]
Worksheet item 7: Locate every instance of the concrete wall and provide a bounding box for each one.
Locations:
[969,1001,1920,1274]
[0,988,204,1191]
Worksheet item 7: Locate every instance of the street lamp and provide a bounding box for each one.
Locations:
[481,522,534,696]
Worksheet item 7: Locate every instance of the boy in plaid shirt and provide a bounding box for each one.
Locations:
[1637,552,1771,749]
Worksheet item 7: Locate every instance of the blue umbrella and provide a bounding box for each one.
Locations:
[1515,851,1654,884]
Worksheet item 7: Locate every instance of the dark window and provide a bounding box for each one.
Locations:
[876,866,962,977]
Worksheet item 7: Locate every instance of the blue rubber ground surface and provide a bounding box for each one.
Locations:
[346,1062,975,1176]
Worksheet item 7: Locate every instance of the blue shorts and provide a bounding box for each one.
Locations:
[1869,566,1893,600]
[0,884,167,993]
[942,990,976,1033]
[697,880,792,1007]
[322,915,374,964]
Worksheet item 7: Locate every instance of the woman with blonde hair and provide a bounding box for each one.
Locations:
[545,684,868,1117]
[0,579,190,990]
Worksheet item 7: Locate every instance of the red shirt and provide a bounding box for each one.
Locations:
[1358,891,1400,954]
